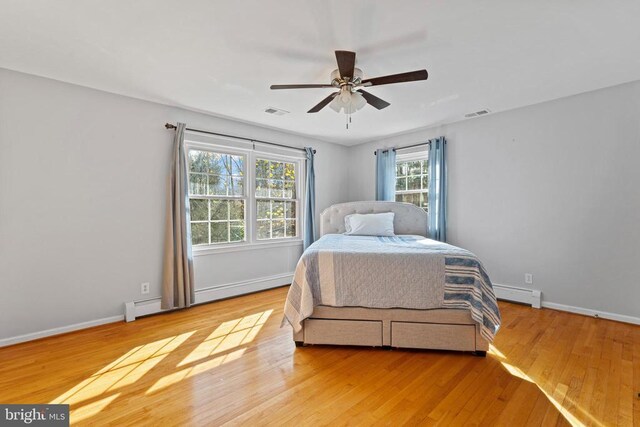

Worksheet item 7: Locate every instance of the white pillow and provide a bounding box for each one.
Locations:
[344,212,395,236]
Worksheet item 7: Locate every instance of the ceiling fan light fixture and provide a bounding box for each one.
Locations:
[352,91,366,110]
[329,97,342,113]
[329,88,367,115]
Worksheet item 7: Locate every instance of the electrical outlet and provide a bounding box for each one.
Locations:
[141,282,150,294]
[524,273,533,285]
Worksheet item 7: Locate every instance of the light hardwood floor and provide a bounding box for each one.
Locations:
[1,286,638,426]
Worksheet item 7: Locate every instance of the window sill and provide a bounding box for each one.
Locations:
[193,239,303,256]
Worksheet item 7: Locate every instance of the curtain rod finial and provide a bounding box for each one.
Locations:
[165,123,176,130]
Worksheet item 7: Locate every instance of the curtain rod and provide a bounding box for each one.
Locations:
[373,141,432,155]
[165,123,316,154]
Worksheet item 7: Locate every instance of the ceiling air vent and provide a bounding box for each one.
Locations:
[264,107,289,116]
[465,108,491,118]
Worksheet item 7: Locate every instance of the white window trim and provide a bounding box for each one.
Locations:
[396,150,428,162]
[193,239,303,256]
[185,134,305,254]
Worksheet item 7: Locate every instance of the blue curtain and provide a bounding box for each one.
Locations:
[375,148,397,201]
[303,147,316,249]
[428,137,447,241]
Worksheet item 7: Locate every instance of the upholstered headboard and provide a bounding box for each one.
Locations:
[319,201,428,237]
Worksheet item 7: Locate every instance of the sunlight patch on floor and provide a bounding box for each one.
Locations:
[488,344,506,360]
[146,348,246,394]
[534,382,588,427]
[493,341,611,427]
[178,309,272,367]
[499,360,591,426]
[50,331,195,406]
[69,393,120,423]
[48,308,274,418]
[501,362,534,383]
[145,309,273,394]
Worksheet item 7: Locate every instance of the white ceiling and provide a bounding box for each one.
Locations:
[2,0,640,145]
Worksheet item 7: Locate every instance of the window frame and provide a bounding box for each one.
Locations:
[253,153,302,242]
[187,147,248,246]
[185,136,305,254]
[395,150,429,211]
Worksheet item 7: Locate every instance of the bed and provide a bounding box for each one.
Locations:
[283,201,501,356]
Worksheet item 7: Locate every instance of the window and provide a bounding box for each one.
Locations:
[188,150,246,245]
[395,156,428,211]
[255,159,298,239]
[186,144,302,248]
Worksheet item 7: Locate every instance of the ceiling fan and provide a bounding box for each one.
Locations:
[270,50,428,116]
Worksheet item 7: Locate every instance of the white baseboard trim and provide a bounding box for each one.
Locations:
[494,283,640,326]
[0,315,124,348]
[6,278,636,347]
[1,273,293,347]
[125,272,294,322]
[493,283,542,308]
[542,301,640,326]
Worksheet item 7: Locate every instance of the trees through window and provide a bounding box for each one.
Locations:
[188,150,246,245]
[187,147,301,247]
[395,157,428,211]
[255,159,298,240]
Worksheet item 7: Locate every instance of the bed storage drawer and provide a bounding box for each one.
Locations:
[391,322,476,351]
[304,319,383,346]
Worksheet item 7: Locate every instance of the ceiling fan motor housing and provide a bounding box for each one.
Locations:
[331,68,363,91]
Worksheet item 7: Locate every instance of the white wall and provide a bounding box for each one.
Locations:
[0,68,350,340]
[347,81,640,319]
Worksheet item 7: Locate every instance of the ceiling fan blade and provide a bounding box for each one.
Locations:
[270,84,334,90]
[308,92,339,113]
[335,50,356,79]
[361,69,428,86]
[357,90,391,110]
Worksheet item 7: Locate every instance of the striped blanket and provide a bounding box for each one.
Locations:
[283,234,501,342]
